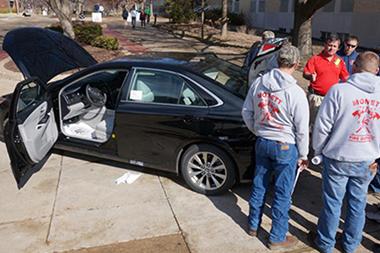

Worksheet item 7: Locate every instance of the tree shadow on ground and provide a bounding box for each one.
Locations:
[206,165,380,252]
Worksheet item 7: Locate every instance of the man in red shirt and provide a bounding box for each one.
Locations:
[304,34,349,127]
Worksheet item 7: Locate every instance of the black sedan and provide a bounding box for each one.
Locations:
[0,27,256,195]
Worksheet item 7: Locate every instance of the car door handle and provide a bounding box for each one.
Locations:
[183,115,194,124]
[38,113,50,126]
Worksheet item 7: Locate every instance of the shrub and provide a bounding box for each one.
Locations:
[205,8,245,26]
[73,22,102,44]
[91,35,119,50]
[228,12,245,26]
[164,0,196,23]
[46,25,64,33]
[0,7,13,13]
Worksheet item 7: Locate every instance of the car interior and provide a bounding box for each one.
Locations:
[59,70,128,143]
[128,70,206,106]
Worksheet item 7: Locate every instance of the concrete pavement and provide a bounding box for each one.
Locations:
[0,15,379,253]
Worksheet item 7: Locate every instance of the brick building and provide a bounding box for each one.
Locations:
[208,0,380,49]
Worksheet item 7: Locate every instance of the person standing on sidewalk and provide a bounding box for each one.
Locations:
[130,7,137,29]
[242,45,309,250]
[311,51,380,253]
[337,35,360,75]
[145,4,151,24]
[122,6,129,28]
[140,10,146,28]
[304,34,349,127]
[369,158,380,198]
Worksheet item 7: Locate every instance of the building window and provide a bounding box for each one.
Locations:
[323,0,336,12]
[250,0,257,12]
[280,0,289,12]
[258,0,265,12]
[234,0,240,13]
[340,0,354,12]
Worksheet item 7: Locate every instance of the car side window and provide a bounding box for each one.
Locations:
[128,69,206,106]
[17,81,40,113]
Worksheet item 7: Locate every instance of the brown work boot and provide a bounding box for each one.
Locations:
[268,236,298,250]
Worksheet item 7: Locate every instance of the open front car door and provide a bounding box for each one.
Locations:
[4,78,58,188]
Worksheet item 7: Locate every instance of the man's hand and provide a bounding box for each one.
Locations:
[369,161,378,176]
[311,73,317,82]
[298,159,309,171]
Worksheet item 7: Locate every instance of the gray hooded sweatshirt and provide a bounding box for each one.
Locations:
[242,68,309,159]
[313,72,380,162]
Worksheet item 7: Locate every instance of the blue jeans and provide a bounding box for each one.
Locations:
[316,156,373,253]
[369,168,380,193]
[248,137,298,243]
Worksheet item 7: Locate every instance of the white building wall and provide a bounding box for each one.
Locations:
[247,0,380,49]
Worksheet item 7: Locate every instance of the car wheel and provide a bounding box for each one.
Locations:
[181,144,236,195]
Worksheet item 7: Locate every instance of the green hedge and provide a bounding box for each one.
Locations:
[205,8,245,26]
[46,25,64,33]
[73,22,103,44]
[164,0,196,23]
[91,35,119,50]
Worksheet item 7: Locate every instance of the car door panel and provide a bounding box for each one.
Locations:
[18,102,58,163]
[115,103,210,172]
[4,78,58,188]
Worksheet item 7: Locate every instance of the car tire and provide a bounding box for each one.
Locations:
[180,144,236,195]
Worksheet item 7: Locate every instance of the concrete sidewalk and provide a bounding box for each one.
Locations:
[0,16,379,253]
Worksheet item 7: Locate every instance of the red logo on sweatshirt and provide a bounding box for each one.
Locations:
[257,92,283,129]
[349,98,380,142]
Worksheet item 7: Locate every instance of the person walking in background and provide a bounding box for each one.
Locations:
[337,35,360,75]
[122,6,129,28]
[130,7,137,29]
[145,4,151,24]
[140,10,146,28]
[311,52,380,253]
[369,159,380,198]
[243,30,275,72]
[242,45,309,250]
[304,34,349,127]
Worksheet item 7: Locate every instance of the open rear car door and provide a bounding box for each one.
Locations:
[4,78,58,189]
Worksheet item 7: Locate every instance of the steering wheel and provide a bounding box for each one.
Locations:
[85,84,107,107]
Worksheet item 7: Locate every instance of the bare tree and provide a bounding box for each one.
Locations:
[292,0,332,62]
[220,0,227,40]
[43,0,75,39]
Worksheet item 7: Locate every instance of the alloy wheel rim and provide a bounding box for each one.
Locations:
[187,152,227,190]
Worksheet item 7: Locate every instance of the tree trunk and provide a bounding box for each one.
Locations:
[46,0,75,39]
[293,10,312,64]
[15,0,19,14]
[59,13,75,39]
[292,0,332,64]
[221,0,227,40]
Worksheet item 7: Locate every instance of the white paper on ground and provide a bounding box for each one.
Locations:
[115,172,141,185]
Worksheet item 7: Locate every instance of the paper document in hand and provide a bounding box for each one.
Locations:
[115,172,141,185]
[291,166,304,195]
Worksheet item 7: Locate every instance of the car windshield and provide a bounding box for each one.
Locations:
[185,55,248,97]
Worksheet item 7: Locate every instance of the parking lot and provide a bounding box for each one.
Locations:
[0,14,379,253]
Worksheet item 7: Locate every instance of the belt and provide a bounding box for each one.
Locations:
[308,87,325,97]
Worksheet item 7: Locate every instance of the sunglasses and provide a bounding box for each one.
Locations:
[346,43,357,48]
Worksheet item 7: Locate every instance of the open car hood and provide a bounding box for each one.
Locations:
[3,27,97,83]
